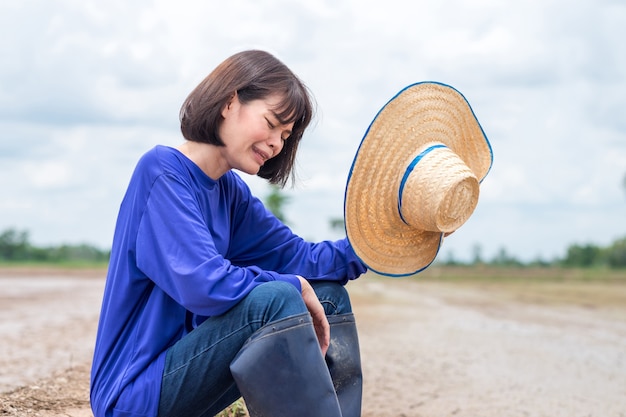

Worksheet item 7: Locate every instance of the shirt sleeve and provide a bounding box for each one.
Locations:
[135,173,301,317]
[226,177,367,284]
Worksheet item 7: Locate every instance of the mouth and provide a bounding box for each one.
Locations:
[252,146,270,165]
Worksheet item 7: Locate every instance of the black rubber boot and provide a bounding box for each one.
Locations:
[230,313,342,417]
[326,313,363,417]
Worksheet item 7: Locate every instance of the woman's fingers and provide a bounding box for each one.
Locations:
[297,276,330,356]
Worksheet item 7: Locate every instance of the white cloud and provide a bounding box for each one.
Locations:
[0,0,624,261]
[24,161,72,189]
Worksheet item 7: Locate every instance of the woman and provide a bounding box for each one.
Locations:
[90,50,366,417]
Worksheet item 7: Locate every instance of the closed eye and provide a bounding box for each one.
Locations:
[266,117,291,141]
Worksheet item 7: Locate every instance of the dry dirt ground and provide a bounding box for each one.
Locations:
[1,268,625,417]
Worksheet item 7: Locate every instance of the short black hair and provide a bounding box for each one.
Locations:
[179,50,314,186]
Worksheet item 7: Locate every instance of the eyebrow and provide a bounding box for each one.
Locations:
[270,111,293,135]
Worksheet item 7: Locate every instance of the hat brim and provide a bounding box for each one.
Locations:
[344,82,493,277]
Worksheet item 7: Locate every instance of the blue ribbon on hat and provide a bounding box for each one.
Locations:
[397,144,447,225]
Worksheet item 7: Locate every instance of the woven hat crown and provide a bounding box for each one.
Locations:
[399,142,479,233]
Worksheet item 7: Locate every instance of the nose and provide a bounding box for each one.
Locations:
[268,131,284,156]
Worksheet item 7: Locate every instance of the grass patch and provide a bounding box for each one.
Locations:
[361,265,626,311]
[0,261,108,278]
[0,260,108,269]
[217,399,248,417]
[416,264,626,283]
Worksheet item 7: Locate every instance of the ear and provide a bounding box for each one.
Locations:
[221,91,238,118]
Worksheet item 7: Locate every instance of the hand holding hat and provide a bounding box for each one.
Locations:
[344,82,493,276]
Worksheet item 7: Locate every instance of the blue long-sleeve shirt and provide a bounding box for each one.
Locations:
[90,145,367,417]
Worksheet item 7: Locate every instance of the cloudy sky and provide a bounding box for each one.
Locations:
[1,0,625,263]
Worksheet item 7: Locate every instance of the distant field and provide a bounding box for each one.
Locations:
[417,264,626,282]
[1,262,624,310]
[0,262,107,277]
[1,262,622,279]
[368,265,626,310]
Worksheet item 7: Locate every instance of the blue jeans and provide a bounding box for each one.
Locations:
[157,280,353,417]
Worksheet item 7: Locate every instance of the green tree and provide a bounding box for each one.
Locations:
[264,185,290,223]
[471,243,483,265]
[606,237,626,268]
[562,243,602,267]
[490,246,522,267]
[0,228,30,260]
[0,227,110,263]
[329,218,344,232]
[444,250,459,266]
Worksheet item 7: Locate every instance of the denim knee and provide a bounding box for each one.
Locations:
[158,281,307,417]
[309,281,353,315]
[246,281,308,324]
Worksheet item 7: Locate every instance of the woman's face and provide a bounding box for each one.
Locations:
[218,93,294,176]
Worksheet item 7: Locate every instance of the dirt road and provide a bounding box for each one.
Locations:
[1,269,625,416]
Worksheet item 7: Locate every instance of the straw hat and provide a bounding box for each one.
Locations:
[344,82,493,276]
